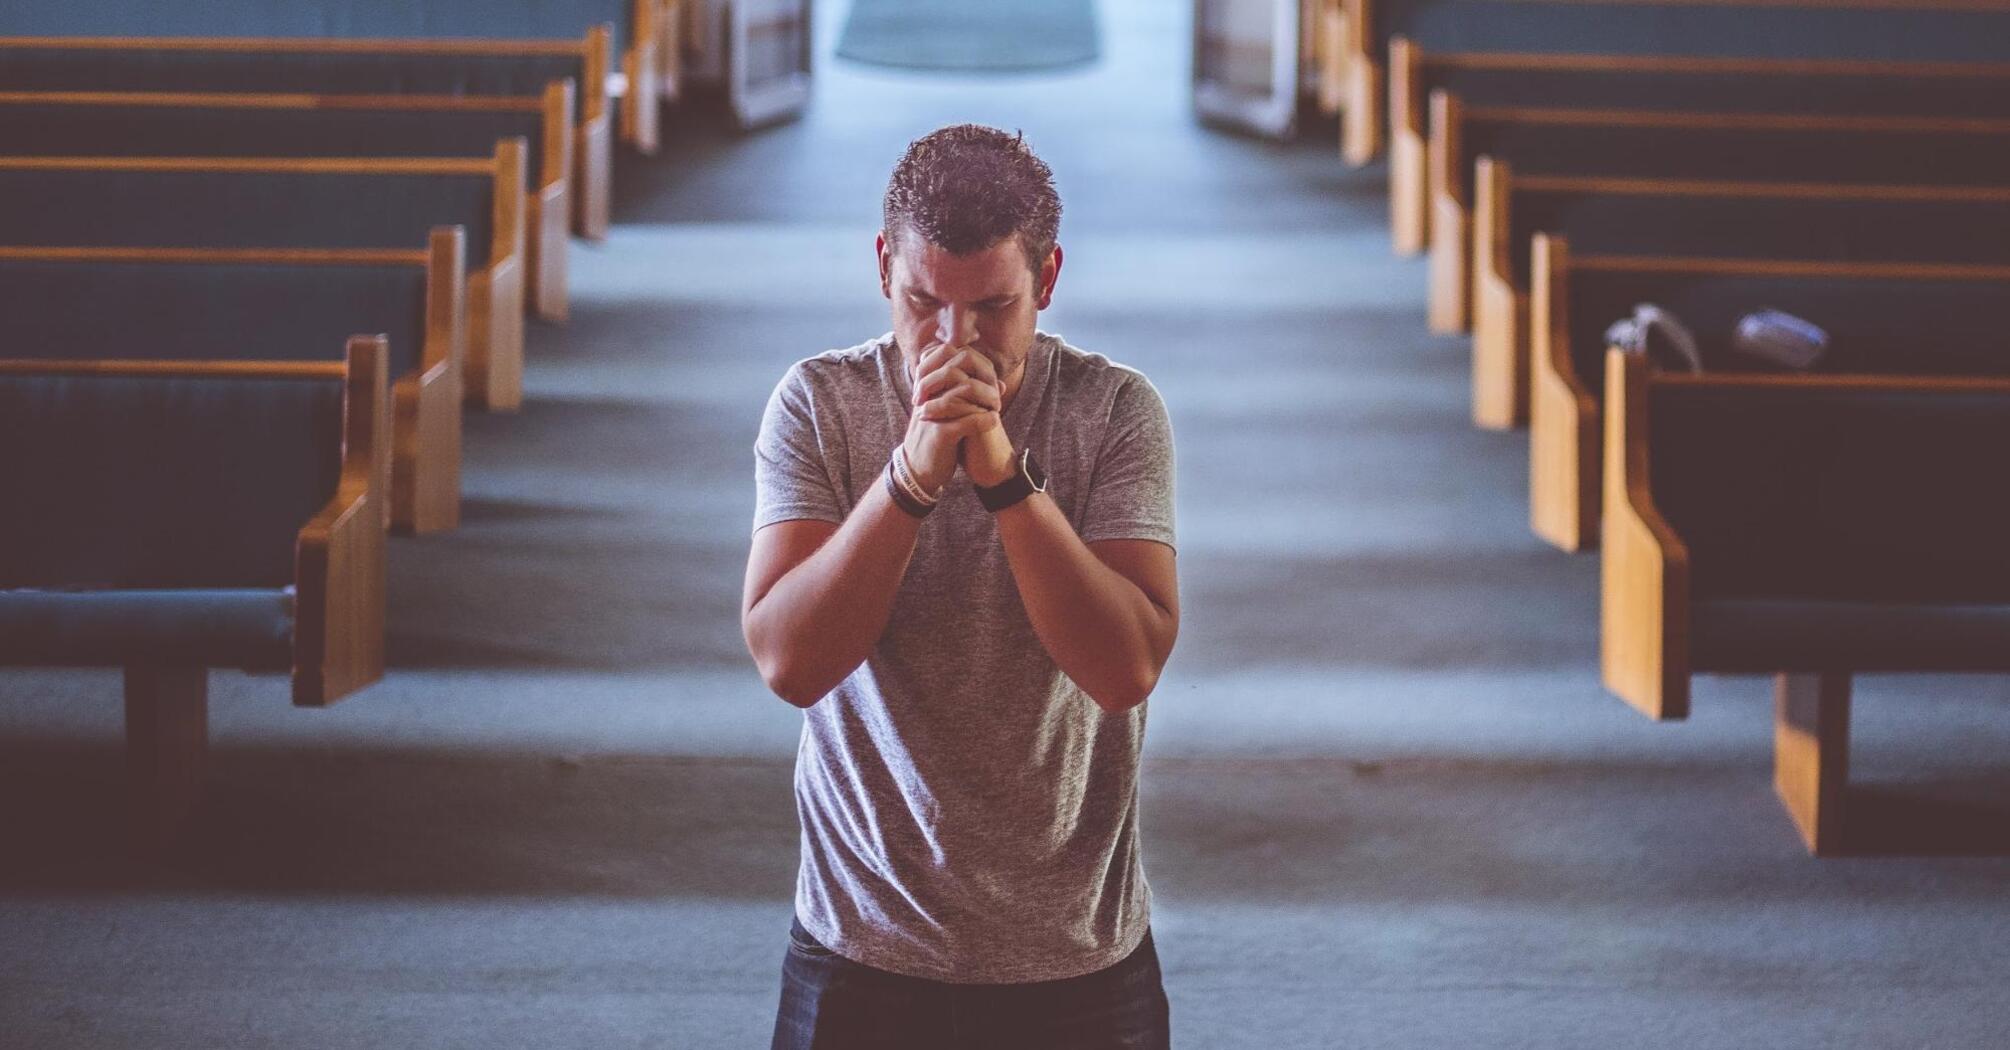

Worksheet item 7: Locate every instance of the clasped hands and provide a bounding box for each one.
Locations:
[902,342,1017,494]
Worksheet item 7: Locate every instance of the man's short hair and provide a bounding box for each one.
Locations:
[883,124,1062,273]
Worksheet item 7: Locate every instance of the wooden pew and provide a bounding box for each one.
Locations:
[1471,164,2010,428]
[0,27,619,237]
[0,340,388,848]
[0,233,464,534]
[0,85,573,324]
[1341,0,2010,165]
[1528,237,2010,550]
[1387,39,2010,253]
[1428,103,2010,334]
[0,148,527,411]
[1600,349,2010,854]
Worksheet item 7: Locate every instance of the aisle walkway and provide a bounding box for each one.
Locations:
[3,3,2007,1047]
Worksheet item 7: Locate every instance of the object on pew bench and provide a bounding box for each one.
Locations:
[1604,304,1703,374]
[0,340,388,848]
[1733,309,1829,371]
[1468,159,2010,431]
[0,146,528,411]
[1433,104,2010,337]
[0,82,573,326]
[1598,348,2010,855]
[1529,235,2010,552]
[0,230,466,534]
[0,26,623,235]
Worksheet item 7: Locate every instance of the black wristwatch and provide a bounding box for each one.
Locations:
[975,448,1048,512]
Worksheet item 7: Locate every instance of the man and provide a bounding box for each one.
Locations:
[743,124,1179,1048]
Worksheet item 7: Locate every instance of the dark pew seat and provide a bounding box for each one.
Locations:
[0,26,628,232]
[1528,239,2010,551]
[0,344,387,846]
[0,233,466,534]
[1600,350,2010,853]
[1469,167,2010,428]
[0,150,527,410]
[1383,39,2010,248]
[1427,104,2010,332]
[1342,0,2010,159]
[0,86,573,320]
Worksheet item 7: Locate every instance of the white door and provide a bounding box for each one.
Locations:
[730,0,813,128]
[1193,0,1302,138]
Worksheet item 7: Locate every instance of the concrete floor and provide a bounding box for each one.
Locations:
[3,2,2008,1047]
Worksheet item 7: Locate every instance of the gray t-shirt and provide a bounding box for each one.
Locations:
[752,330,1177,984]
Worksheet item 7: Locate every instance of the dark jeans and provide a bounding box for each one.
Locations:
[770,916,1171,1049]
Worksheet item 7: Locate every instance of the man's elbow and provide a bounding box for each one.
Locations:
[1087,663,1164,715]
[746,635,828,709]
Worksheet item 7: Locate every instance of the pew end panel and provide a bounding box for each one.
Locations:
[1426,89,1472,330]
[1317,0,1348,114]
[1341,0,1381,164]
[1598,349,1692,722]
[468,141,529,412]
[576,23,615,239]
[294,336,390,708]
[1775,671,1852,856]
[398,228,468,535]
[657,0,685,102]
[1388,37,1429,251]
[1471,154,1527,429]
[1527,234,1599,552]
[526,79,576,327]
[623,2,662,154]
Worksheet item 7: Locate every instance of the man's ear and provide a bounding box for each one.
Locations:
[1035,245,1064,310]
[876,231,893,299]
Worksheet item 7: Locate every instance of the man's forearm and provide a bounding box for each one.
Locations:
[745,480,921,706]
[994,493,1176,712]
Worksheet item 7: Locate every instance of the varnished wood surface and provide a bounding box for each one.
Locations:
[1775,672,1853,856]
[1425,90,1470,328]
[0,246,427,266]
[1571,255,2010,280]
[1388,37,1429,251]
[1598,349,1692,721]
[1513,174,2010,201]
[293,336,389,708]
[1428,49,2010,78]
[1470,156,1523,428]
[398,227,469,536]
[1527,233,1598,552]
[0,359,345,379]
[1467,105,2010,133]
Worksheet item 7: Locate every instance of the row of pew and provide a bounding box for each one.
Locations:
[1331,0,2010,854]
[0,2,709,850]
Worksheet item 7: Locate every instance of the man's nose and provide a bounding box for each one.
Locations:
[935,305,978,347]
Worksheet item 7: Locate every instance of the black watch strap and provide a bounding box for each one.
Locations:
[976,449,1047,512]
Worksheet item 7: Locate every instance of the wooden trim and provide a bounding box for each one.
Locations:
[0,359,344,379]
[1514,175,2010,203]
[1426,90,1470,329]
[529,79,576,325]
[0,155,491,176]
[0,246,425,265]
[1599,349,1692,721]
[584,24,613,124]
[1655,371,2010,393]
[1388,37,1429,251]
[1572,255,2010,281]
[1317,0,1348,114]
[575,94,613,240]
[1775,672,1853,856]
[1470,155,1525,428]
[397,227,467,536]
[122,665,208,852]
[1527,233,1599,552]
[657,0,685,102]
[293,335,388,708]
[0,34,593,57]
[0,90,543,113]
[1468,105,2010,134]
[1429,50,2010,80]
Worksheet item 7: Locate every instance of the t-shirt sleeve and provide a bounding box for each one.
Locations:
[1078,372,1177,550]
[753,363,847,533]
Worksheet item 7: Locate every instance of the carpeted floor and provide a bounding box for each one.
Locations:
[2,2,2007,1047]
